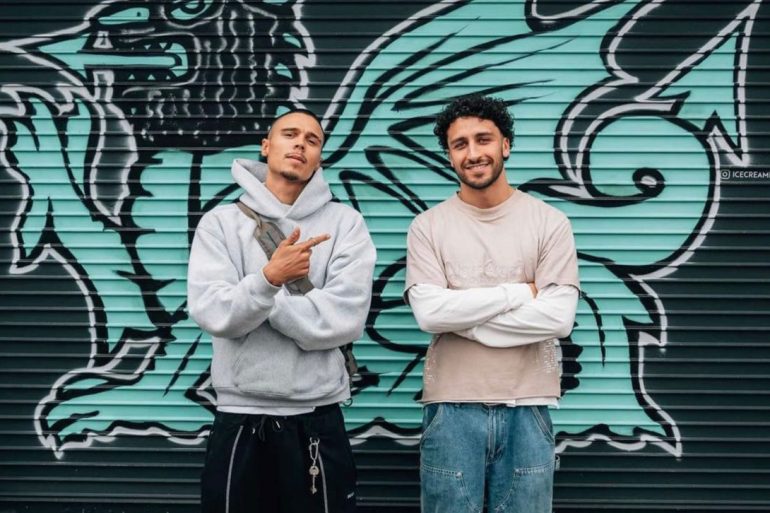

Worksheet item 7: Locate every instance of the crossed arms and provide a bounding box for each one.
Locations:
[405,211,580,347]
[408,282,578,348]
[187,212,376,350]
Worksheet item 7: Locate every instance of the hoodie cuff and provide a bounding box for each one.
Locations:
[244,268,281,305]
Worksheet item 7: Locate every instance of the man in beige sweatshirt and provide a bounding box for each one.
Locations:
[405,96,580,513]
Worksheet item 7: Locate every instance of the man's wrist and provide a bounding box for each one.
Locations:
[262,265,282,287]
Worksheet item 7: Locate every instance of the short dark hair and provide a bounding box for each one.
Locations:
[433,96,514,150]
[271,108,326,146]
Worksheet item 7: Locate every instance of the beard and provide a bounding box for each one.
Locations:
[278,169,316,184]
[279,170,302,182]
[457,160,505,190]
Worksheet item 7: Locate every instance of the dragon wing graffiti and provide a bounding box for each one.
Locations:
[319,0,757,455]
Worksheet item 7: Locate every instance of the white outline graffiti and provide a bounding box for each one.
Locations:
[1,0,316,458]
[0,0,753,461]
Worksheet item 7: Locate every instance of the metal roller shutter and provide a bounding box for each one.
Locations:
[0,0,768,510]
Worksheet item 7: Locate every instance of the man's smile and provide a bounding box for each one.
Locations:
[464,161,492,171]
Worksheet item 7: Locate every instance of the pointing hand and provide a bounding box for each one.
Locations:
[263,227,331,286]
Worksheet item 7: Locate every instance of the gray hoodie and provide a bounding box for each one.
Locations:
[187,159,376,410]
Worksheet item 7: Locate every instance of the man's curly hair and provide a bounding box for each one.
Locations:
[433,96,514,150]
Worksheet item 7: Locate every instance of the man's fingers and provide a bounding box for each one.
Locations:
[311,234,331,247]
[281,227,301,246]
[299,233,331,250]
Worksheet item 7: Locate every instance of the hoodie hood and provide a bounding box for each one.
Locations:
[232,158,333,220]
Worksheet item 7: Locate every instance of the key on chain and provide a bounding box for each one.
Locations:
[308,437,320,494]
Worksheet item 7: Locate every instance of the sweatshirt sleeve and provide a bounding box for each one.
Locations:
[535,216,580,291]
[454,284,579,347]
[404,214,449,295]
[408,283,534,333]
[187,215,280,339]
[267,218,377,351]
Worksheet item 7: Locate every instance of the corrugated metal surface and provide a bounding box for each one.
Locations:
[1,0,769,510]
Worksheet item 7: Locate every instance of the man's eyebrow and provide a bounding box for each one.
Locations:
[280,126,322,141]
[306,130,324,143]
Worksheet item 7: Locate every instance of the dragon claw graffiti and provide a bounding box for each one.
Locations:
[0,0,757,459]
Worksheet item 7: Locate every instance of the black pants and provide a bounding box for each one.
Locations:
[201,404,357,513]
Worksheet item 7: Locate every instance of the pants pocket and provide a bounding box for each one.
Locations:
[421,464,476,513]
[507,460,554,513]
[201,413,250,513]
[305,407,357,513]
[529,405,555,444]
[420,403,444,447]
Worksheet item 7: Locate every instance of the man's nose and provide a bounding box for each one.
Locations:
[467,142,481,159]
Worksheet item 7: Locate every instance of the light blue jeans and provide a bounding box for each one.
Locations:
[420,403,556,513]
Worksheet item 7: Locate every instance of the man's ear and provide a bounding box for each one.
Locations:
[261,137,269,157]
[502,138,511,159]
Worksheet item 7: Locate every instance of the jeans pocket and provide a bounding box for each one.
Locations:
[420,403,444,446]
[529,405,555,444]
[421,465,477,513]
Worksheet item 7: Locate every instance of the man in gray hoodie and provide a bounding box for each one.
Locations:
[188,109,376,513]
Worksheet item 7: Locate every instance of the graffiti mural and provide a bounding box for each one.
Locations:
[1,0,319,457]
[320,0,763,457]
[1,0,768,508]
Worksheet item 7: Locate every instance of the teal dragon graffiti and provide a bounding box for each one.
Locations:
[0,0,757,458]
